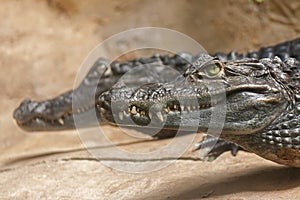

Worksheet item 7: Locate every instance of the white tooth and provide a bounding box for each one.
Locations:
[187,106,191,112]
[118,112,124,120]
[58,118,64,125]
[123,111,127,115]
[180,105,184,111]
[174,105,178,110]
[131,106,137,115]
[156,112,164,122]
[192,105,196,110]
[165,107,170,113]
[149,113,152,119]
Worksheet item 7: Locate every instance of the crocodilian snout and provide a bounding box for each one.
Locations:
[96,87,184,139]
[13,98,76,131]
[13,99,39,124]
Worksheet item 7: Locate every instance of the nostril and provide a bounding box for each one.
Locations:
[13,99,40,122]
[13,100,32,120]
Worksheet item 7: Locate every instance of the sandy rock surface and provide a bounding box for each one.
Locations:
[1,0,300,199]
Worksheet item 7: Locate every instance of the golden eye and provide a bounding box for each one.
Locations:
[204,63,221,77]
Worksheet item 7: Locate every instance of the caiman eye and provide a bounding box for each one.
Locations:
[203,63,222,77]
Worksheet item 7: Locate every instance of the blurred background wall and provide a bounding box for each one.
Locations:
[47,0,299,52]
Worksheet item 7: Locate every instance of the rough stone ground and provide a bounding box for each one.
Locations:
[0,0,300,199]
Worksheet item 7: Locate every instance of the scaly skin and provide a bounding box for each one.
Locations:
[98,54,300,166]
[13,38,300,131]
[13,38,300,166]
[13,53,193,131]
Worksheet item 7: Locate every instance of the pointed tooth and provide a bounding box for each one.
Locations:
[180,105,184,111]
[187,106,191,112]
[149,113,152,119]
[131,106,137,115]
[165,107,170,113]
[118,112,124,120]
[58,118,64,125]
[174,105,178,110]
[156,112,164,122]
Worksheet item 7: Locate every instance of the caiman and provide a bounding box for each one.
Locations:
[13,38,300,167]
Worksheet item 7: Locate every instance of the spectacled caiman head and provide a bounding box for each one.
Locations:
[99,54,300,166]
[98,54,294,137]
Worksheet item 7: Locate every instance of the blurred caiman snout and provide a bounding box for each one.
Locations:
[13,99,39,123]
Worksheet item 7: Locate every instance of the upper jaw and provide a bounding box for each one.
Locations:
[13,99,75,131]
[97,72,286,134]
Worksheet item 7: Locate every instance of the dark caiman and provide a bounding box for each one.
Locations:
[13,38,300,167]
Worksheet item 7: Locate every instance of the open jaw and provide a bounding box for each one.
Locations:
[98,80,287,137]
